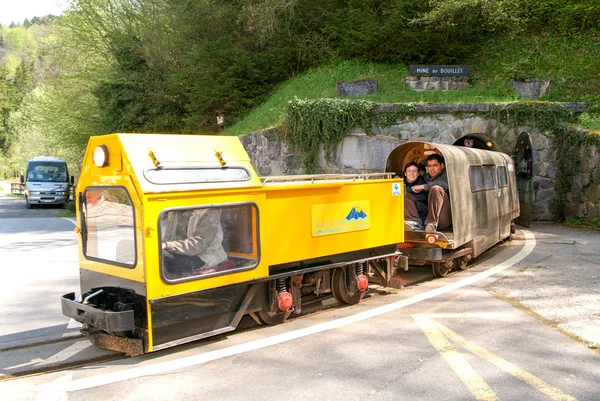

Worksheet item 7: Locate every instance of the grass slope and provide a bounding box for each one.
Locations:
[228,33,600,135]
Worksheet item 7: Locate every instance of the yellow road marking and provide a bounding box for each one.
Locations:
[414,314,578,401]
[413,314,500,401]
[423,313,514,319]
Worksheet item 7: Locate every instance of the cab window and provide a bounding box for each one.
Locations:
[144,167,250,184]
[82,188,136,267]
[160,203,259,281]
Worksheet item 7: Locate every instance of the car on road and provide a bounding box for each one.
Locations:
[20,156,74,209]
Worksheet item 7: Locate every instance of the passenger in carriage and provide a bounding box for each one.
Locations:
[161,208,228,278]
[404,154,452,233]
[403,162,428,227]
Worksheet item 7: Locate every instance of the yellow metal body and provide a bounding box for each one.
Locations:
[75,133,404,351]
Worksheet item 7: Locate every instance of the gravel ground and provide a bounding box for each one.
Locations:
[488,223,600,349]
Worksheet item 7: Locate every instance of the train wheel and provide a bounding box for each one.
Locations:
[432,261,451,277]
[331,267,364,305]
[431,263,439,278]
[256,310,289,325]
[457,256,469,271]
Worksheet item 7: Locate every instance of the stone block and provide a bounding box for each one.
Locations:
[324,135,400,170]
[418,124,440,137]
[545,160,558,179]
[406,80,424,91]
[337,79,378,97]
[241,134,257,152]
[377,104,398,113]
[267,141,281,159]
[535,188,555,202]
[510,78,551,99]
[533,161,545,177]
[584,184,600,203]
[539,148,555,163]
[535,177,554,190]
[566,192,573,203]
[268,160,289,176]
[375,125,404,138]
[258,165,272,176]
[588,204,599,219]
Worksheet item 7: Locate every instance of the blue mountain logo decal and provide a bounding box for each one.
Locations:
[345,207,367,221]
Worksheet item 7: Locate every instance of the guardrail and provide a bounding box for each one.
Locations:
[11,183,24,195]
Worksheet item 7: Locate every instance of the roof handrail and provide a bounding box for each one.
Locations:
[260,172,396,184]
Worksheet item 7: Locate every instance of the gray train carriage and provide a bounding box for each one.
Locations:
[386,141,519,277]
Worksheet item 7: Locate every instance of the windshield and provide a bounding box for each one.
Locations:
[27,161,68,183]
[144,167,250,185]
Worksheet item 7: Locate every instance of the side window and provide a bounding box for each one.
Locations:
[83,188,136,267]
[469,166,485,192]
[160,203,259,281]
[497,166,508,187]
[483,165,496,189]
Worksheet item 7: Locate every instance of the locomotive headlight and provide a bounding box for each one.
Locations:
[93,145,109,167]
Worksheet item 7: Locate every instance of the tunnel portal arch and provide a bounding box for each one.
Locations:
[453,134,496,151]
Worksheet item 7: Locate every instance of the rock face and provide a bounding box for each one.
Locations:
[241,102,595,222]
[510,78,551,99]
[337,79,378,97]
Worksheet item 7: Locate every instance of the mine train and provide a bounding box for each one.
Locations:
[61,134,519,355]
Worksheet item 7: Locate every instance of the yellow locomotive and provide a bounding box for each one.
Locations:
[62,134,406,355]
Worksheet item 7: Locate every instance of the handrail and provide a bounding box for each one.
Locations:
[260,172,396,184]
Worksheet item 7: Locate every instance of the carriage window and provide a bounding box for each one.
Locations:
[469,166,485,192]
[497,166,508,187]
[160,203,259,281]
[483,166,496,190]
[83,188,136,267]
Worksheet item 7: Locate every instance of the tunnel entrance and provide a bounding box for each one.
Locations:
[453,134,495,151]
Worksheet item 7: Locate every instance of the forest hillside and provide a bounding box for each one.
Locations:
[0,0,598,177]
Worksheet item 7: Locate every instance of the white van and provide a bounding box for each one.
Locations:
[20,156,74,209]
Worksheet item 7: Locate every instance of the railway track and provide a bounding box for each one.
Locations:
[2,256,493,381]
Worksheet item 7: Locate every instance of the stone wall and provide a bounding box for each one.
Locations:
[564,141,600,221]
[241,102,590,222]
[405,76,469,91]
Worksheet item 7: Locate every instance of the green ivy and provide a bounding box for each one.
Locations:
[488,102,598,220]
[284,98,597,220]
[285,98,416,173]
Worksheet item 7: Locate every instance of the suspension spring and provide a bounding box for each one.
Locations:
[276,278,287,292]
[355,263,364,276]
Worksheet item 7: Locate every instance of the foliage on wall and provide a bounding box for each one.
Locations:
[285,98,416,173]
[488,102,597,220]
[285,99,595,220]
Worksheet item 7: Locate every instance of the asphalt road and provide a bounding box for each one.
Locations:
[0,196,80,349]
[1,196,599,400]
